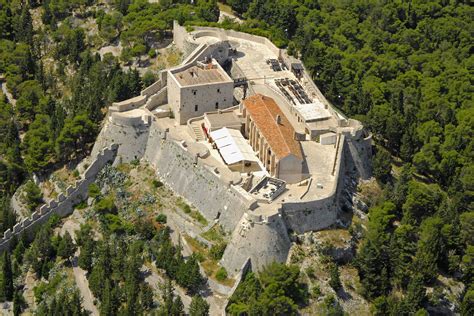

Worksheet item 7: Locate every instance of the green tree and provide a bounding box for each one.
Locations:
[1,252,14,301]
[329,262,342,291]
[57,231,76,260]
[189,295,209,316]
[23,180,42,211]
[22,114,55,173]
[373,146,392,183]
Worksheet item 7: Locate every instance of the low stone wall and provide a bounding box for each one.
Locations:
[144,87,168,110]
[0,145,118,252]
[141,71,167,97]
[191,26,281,57]
[109,95,147,113]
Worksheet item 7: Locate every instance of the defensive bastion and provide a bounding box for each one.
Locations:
[89,24,372,275]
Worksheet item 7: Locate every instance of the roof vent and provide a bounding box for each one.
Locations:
[275,114,282,125]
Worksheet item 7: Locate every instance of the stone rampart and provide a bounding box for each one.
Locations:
[109,95,147,113]
[0,145,118,252]
[144,87,167,111]
[143,123,255,232]
[220,211,291,275]
[281,135,346,234]
[141,71,167,97]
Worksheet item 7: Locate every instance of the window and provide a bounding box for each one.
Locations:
[215,102,219,109]
[217,88,220,93]
[195,104,198,111]
[193,90,196,96]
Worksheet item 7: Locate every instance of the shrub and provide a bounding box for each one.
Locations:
[74,200,87,210]
[215,267,228,281]
[152,179,163,188]
[72,169,79,178]
[209,242,227,260]
[148,49,157,58]
[95,196,117,214]
[88,183,100,198]
[156,213,167,224]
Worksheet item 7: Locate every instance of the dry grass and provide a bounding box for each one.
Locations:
[184,235,234,287]
[314,229,352,248]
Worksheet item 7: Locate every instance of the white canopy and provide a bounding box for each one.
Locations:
[210,128,258,165]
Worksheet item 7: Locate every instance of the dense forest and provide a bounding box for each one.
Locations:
[0,0,472,315]
[220,0,473,314]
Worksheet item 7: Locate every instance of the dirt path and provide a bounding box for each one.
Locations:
[60,210,99,315]
[0,80,16,107]
[72,252,99,316]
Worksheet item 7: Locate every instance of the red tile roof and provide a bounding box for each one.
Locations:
[243,94,303,160]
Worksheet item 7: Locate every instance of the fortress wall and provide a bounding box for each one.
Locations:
[173,22,200,58]
[0,145,117,252]
[345,134,372,180]
[191,26,281,57]
[145,86,168,110]
[141,70,167,97]
[91,118,150,162]
[110,113,146,126]
[281,135,346,234]
[220,212,291,276]
[143,124,252,231]
[109,95,147,113]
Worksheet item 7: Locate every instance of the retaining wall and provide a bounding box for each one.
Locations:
[0,145,118,252]
[143,122,255,232]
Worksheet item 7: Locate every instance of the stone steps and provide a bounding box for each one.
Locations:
[191,123,205,141]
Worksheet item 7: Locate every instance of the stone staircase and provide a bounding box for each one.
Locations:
[190,122,205,141]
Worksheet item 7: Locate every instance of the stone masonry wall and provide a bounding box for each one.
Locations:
[144,122,254,232]
[0,145,118,252]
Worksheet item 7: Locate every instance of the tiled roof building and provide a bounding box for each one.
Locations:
[242,94,305,183]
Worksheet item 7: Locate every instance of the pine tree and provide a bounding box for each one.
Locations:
[1,252,14,301]
[189,295,210,316]
[78,238,94,273]
[329,262,342,291]
[12,290,24,316]
[57,231,76,260]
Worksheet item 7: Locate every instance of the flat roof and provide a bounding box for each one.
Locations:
[205,111,242,129]
[210,127,259,165]
[294,99,332,122]
[243,94,303,160]
[172,64,229,86]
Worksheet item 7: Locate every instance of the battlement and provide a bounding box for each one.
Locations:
[0,145,118,252]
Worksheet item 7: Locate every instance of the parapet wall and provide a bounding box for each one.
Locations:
[0,145,118,252]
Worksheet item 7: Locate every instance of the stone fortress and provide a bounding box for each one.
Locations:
[1,23,373,276]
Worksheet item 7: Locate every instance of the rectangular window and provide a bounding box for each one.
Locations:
[215,102,219,109]
[217,88,220,93]
[195,104,198,111]
[193,90,197,95]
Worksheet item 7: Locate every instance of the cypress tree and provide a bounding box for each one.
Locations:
[1,252,14,301]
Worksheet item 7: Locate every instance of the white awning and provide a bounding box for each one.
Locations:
[210,128,259,165]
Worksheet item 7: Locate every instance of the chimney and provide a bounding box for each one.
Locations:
[275,114,282,125]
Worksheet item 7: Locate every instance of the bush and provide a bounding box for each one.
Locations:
[74,200,87,210]
[215,267,228,281]
[72,169,79,178]
[152,179,163,188]
[95,196,117,214]
[88,183,100,198]
[209,242,227,260]
[23,180,43,212]
[156,213,167,224]
[148,49,157,58]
